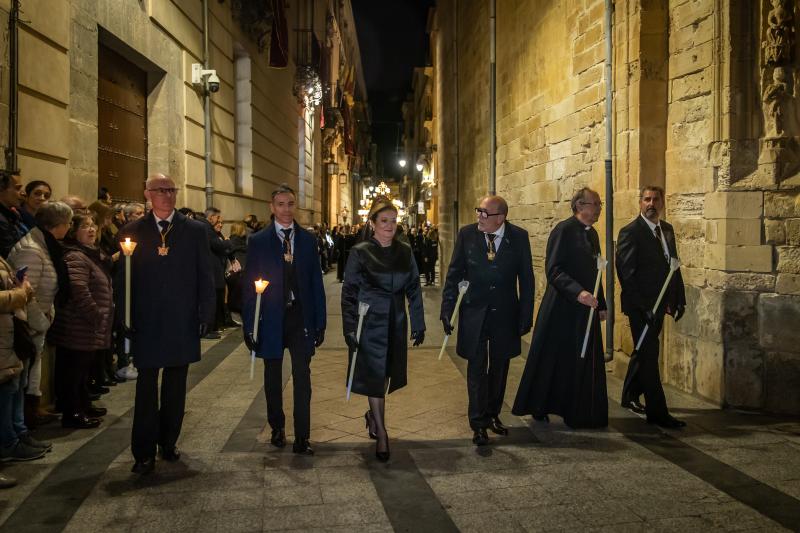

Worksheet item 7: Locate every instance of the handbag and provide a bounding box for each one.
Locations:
[13,316,37,361]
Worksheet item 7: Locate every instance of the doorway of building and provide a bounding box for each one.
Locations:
[98,45,147,202]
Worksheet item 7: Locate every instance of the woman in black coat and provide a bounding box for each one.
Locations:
[341,198,425,461]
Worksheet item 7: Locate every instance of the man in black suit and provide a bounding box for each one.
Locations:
[202,207,233,338]
[616,185,687,428]
[117,174,216,474]
[441,195,534,446]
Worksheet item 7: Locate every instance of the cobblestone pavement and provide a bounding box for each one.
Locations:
[1,273,799,532]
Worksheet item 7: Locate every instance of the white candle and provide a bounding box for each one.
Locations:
[120,238,137,354]
[251,279,269,380]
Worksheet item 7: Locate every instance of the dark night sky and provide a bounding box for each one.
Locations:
[352,0,434,180]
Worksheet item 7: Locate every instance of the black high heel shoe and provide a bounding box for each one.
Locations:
[375,433,390,462]
[364,411,377,440]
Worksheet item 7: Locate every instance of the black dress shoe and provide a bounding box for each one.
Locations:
[131,457,155,475]
[101,380,117,387]
[88,393,101,402]
[292,439,314,455]
[86,406,107,418]
[159,446,181,462]
[472,428,490,446]
[203,331,222,340]
[61,413,101,429]
[489,417,509,436]
[364,411,377,440]
[647,415,686,429]
[533,414,550,423]
[270,428,286,448]
[621,396,647,415]
[89,385,110,395]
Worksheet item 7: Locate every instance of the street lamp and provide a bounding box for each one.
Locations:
[415,162,424,172]
[398,158,407,168]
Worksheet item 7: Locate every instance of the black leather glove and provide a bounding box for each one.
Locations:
[117,324,136,339]
[411,330,425,346]
[244,332,257,352]
[441,317,454,336]
[673,305,685,322]
[199,323,211,338]
[314,329,325,347]
[642,309,656,328]
[344,332,358,352]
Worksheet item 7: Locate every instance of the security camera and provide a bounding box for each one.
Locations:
[206,72,220,93]
[191,64,221,93]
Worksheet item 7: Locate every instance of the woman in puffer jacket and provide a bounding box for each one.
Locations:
[0,255,50,469]
[48,214,113,429]
[8,201,72,427]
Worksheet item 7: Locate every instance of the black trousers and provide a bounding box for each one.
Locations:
[263,302,312,440]
[622,313,669,420]
[56,346,94,417]
[132,365,188,461]
[466,328,511,430]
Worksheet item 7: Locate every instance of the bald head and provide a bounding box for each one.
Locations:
[477,195,508,233]
[144,173,177,218]
[60,195,87,213]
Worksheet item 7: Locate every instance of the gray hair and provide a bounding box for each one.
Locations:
[35,201,73,229]
[123,202,144,216]
[570,187,598,213]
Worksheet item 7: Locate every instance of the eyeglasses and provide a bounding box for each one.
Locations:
[147,187,179,196]
[579,200,604,207]
[475,207,503,218]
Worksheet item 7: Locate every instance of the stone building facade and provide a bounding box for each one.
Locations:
[428,0,800,414]
[0,0,369,226]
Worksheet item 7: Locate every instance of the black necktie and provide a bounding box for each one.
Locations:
[654,226,668,262]
[281,228,292,257]
[158,220,169,235]
[487,233,496,253]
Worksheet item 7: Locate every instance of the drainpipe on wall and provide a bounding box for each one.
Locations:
[6,0,19,172]
[488,0,496,195]
[604,0,615,362]
[203,0,214,210]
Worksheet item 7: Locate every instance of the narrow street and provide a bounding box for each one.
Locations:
[1,273,798,532]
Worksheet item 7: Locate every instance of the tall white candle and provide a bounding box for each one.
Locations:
[120,238,137,354]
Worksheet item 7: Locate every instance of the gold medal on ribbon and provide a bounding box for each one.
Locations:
[284,253,293,263]
[487,251,495,261]
[158,222,173,257]
[158,246,169,256]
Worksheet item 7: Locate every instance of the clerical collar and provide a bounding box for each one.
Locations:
[640,213,660,232]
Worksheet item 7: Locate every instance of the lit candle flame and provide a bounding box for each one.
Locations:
[255,279,269,294]
[120,237,137,256]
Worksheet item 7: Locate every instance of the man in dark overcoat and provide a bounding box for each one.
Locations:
[512,187,609,429]
[202,206,233,338]
[440,195,534,446]
[117,174,215,475]
[242,184,326,455]
[616,185,686,428]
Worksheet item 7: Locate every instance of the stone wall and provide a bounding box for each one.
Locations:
[4,0,330,225]
[431,0,800,414]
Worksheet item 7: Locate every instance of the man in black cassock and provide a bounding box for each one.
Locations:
[512,187,608,429]
[441,195,534,446]
[616,185,686,428]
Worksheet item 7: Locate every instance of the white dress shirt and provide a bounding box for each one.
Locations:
[484,222,506,252]
[640,214,670,261]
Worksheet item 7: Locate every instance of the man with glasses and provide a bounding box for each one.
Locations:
[513,187,609,429]
[440,195,534,446]
[616,185,686,428]
[117,174,215,474]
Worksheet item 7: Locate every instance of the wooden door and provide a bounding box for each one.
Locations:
[98,46,147,202]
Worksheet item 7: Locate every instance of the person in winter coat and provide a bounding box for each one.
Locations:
[341,197,425,462]
[0,255,49,470]
[48,214,114,430]
[8,201,72,427]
